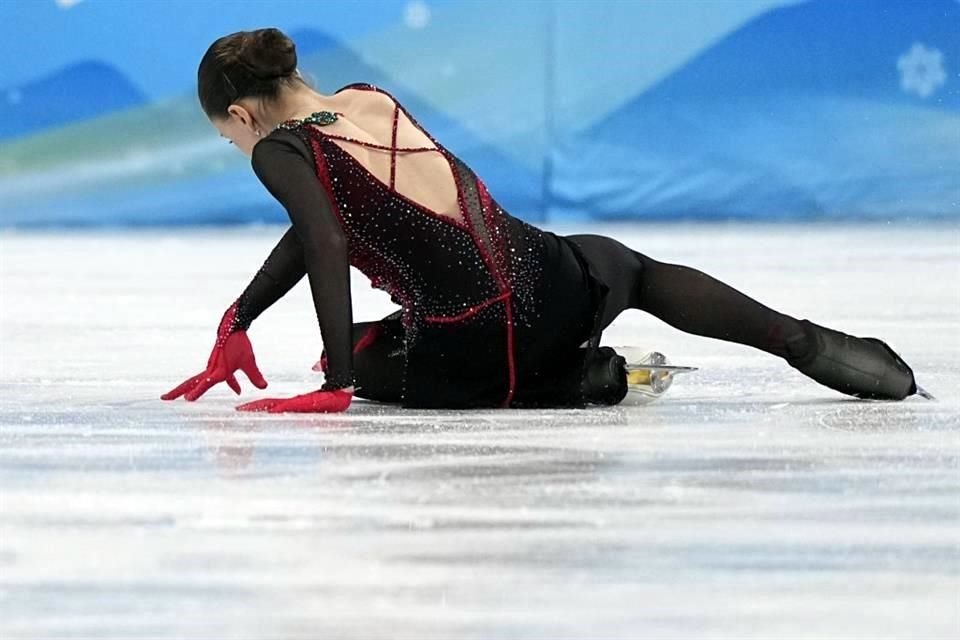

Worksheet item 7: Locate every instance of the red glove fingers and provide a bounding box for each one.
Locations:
[162,330,267,402]
[236,357,268,389]
[233,397,285,413]
[236,388,353,414]
[161,371,206,401]
[226,374,241,395]
[182,370,225,402]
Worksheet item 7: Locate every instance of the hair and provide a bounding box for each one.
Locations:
[197,27,305,120]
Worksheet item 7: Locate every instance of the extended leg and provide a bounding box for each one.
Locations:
[566,234,917,400]
[567,234,807,357]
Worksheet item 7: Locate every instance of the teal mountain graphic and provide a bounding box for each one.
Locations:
[0,61,147,142]
[0,28,542,227]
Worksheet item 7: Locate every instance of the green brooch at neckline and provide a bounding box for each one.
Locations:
[274,110,341,132]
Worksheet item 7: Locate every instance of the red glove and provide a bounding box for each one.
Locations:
[162,304,268,402]
[236,388,353,413]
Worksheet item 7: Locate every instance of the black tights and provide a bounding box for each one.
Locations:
[566,234,809,360]
[347,234,811,402]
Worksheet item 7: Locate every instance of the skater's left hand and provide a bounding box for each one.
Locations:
[236,387,353,413]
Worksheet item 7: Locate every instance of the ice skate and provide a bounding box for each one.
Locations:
[614,347,698,405]
[787,320,932,401]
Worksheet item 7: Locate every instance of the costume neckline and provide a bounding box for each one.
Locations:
[274,110,342,132]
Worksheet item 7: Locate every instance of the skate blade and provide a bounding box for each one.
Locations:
[916,385,937,401]
[625,364,699,375]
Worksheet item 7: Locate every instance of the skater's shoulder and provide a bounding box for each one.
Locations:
[251,128,315,170]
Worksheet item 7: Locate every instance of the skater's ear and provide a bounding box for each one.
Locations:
[226,103,255,128]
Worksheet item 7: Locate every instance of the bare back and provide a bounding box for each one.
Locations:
[299,88,462,223]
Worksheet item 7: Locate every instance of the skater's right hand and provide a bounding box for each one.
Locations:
[162,330,268,401]
[162,303,268,402]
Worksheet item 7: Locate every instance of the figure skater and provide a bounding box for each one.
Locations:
[162,28,920,413]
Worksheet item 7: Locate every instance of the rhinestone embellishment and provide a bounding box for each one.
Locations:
[275,110,341,132]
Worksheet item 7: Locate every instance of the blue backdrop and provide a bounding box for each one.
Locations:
[0,0,957,227]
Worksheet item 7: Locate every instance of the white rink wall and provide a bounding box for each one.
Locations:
[0,224,958,639]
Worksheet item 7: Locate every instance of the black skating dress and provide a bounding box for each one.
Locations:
[235,83,609,409]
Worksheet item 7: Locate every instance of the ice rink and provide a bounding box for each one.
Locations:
[1,223,958,639]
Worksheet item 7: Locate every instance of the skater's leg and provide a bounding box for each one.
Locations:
[567,234,807,359]
[566,234,917,400]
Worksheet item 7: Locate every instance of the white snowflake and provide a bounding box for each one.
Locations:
[896,42,947,99]
[404,1,431,30]
[54,0,85,8]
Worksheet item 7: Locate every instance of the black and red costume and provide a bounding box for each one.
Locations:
[221,83,918,408]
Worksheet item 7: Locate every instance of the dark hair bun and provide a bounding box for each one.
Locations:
[198,27,307,118]
[238,28,297,79]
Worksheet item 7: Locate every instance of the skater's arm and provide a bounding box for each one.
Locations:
[231,226,307,329]
[251,131,354,389]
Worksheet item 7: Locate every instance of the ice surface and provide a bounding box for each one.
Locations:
[1,224,958,639]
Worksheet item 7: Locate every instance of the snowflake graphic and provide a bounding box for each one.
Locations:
[404,1,431,30]
[896,43,947,99]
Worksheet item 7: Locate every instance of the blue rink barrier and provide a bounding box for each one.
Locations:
[0,0,957,227]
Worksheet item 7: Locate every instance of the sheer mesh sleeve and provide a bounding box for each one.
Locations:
[232,225,306,329]
[251,130,354,390]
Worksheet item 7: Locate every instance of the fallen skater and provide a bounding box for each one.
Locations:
[162,28,924,413]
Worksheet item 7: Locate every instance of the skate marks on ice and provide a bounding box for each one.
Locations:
[2,392,957,639]
[1,226,959,638]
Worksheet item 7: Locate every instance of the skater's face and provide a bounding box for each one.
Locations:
[211,104,261,157]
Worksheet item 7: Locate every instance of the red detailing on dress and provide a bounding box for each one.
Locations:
[315,322,381,373]
[502,299,517,408]
[389,104,399,190]
[308,136,348,229]
[353,323,380,353]
[425,292,511,324]
[316,132,436,155]
[289,83,534,407]
[446,159,518,404]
